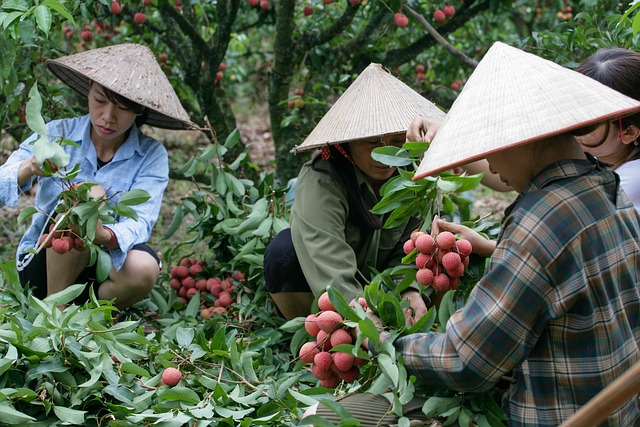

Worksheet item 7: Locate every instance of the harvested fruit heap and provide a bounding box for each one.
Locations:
[298,293,367,388]
[169,257,245,317]
[403,230,473,292]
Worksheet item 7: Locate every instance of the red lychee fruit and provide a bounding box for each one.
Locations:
[247,0,259,5]
[415,234,436,254]
[259,0,269,9]
[403,239,416,255]
[80,30,92,43]
[217,292,233,308]
[394,12,409,28]
[320,374,341,388]
[144,0,152,4]
[317,292,335,312]
[134,12,146,24]
[314,351,333,370]
[415,252,432,269]
[316,310,342,333]
[441,252,462,271]
[189,264,204,276]
[432,273,450,292]
[210,284,223,298]
[455,239,472,257]
[200,308,212,319]
[39,233,52,249]
[333,352,355,371]
[443,5,455,18]
[111,1,123,14]
[195,279,207,291]
[232,271,244,281]
[312,362,333,381]
[415,64,425,73]
[175,265,189,279]
[416,268,434,286]
[410,229,424,243]
[305,314,321,337]
[330,328,353,347]
[436,231,456,250]
[316,330,332,351]
[170,278,181,290]
[349,0,361,5]
[182,277,195,289]
[450,79,462,91]
[303,5,313,16]
[52,238,71,254]
[161,367,182,387]
[433,9,446,23]
[294,88,304,96]
[447,262,465,279]
[338,366,360,383]
[179,257,191,267]
[186,287,198,299]
[211,306,227,315]
[349,297,368,311]
[299,341,320,363]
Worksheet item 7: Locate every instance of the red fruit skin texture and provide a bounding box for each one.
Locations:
[161,367,182,387]
[316,310,342,333]
[52,238,70,254]
[456,239,472,257]
[175,266,189,279]
[320,374,341,388]
[299,341,320,363]
[338,366,360,383]
[317,292,335,312]
[134,12,146,24]
[432,273,451,292]
[394,13,409,27]
[416,268,434,286]
[403,239,416,255]
[314,351,333,370]
[312,363,333,381]
[305,314,321,337]
[303,6,313,16]
[330,328,353,347]
[436,231,456,251]
[441,252,462,271]
[415,234,436,254]
[443,5,455,17]
[333,352,355,371]
[433,9,446,23]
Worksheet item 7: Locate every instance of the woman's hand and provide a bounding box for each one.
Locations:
[406,116,441,143]
[400,289,428,327]
[432,216,496,258]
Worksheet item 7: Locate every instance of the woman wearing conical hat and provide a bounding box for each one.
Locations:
[263,63,445,320]
[306,42,640,425]
[0,44,199,308]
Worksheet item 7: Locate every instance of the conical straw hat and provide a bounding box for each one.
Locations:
[291,63,445,152]
[46,43,200,130]
[414,42,640,180]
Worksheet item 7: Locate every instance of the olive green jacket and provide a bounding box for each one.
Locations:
[290,158,420,302]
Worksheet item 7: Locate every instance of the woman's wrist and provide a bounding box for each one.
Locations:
[102,227,117,250]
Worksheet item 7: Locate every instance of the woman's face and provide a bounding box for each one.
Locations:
[348,134,405,190]
[88,83,139,147]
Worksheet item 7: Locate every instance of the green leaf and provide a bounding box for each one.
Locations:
[163,205,185,239]
[25,83,47,136]
[422,396,459,417]
[157,386,201,404]
[95,249,112,283]
[42,0,75,24]
[371,146,412,167]
[357,317,380,347]
[118,189,151,206]
[34,5,51,36]
[327,285,360,322]
[17,206,37,225]
[224,128,241,148]
[377,294,404,329]
[53,406,86,424]
[406,306,436,334]
[0,402,37,424]
[121,362,151,377]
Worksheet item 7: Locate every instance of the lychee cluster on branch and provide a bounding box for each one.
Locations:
[404,230,472,292]
[298,293,367,388]
[39,223,86,254]
[169,257,245,317]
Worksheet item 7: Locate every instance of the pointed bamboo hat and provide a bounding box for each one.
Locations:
[291,63,445,153]
[414,42,640,180]
[46,43,200,130]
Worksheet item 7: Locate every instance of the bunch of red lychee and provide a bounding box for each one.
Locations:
[169,257,245,317]
[298,293,367,388]
[39,223,85,254]
[404,230,472,292]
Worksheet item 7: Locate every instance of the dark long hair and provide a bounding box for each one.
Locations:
[310,144,383,230]
[576,48,640,160]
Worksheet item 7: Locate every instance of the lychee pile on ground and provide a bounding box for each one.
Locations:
[169,257,245,317]
[298,293,367,388]
[404,230,472,292]
[39,223,86,254]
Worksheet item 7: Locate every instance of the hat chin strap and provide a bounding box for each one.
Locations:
[322,144,355,165]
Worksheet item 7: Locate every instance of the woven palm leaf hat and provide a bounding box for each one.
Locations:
[414,42,640,180]
[46,43,200,131]
[291,63,445,153]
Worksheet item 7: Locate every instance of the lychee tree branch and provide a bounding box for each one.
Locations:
[402,5,478,69]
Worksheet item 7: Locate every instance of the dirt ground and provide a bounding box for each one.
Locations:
[0,115,515,260]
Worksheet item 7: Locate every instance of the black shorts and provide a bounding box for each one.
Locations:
[18,244,160,303]
[263,228,311,293]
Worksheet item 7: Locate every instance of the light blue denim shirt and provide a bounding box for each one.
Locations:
[0,115,169,271]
